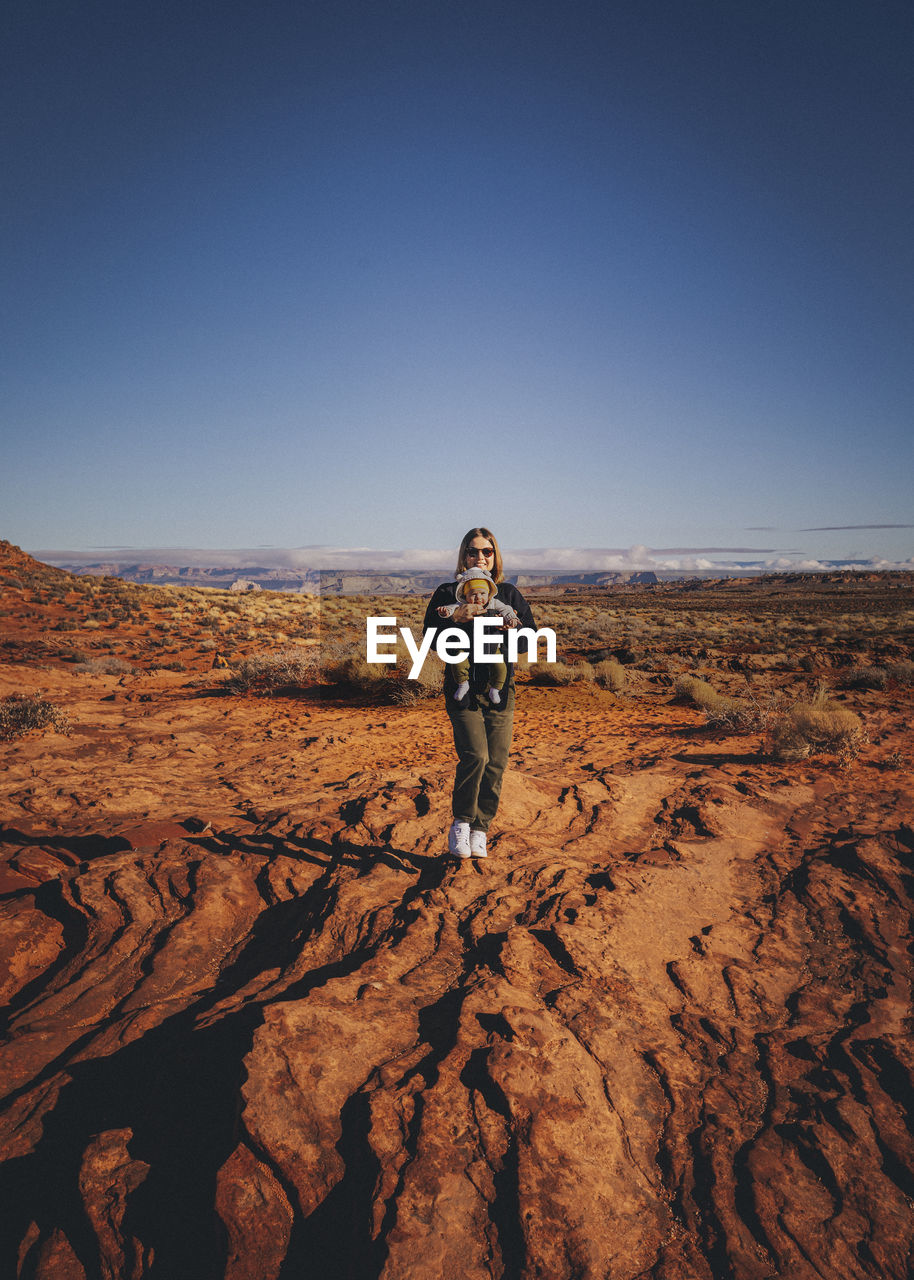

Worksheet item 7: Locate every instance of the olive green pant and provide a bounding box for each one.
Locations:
[446,682,515,831]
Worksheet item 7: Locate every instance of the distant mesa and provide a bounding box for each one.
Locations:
[11,542,913,595]
[27,555,663,594]
[513,570,660,590]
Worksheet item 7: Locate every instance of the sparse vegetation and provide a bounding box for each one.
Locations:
[840,665,889,690]
[592,658,627,691]
[529,661,594,686]
[769,689,864,762]
[0,546,909,779]
[0,693,70,740]
[674,674,756,728]
[75,657,136,675]
[60,649,91,664]
[321,651,390,694]
[388,658,444,705]
[673,673,788,733]
[226,648,318,694]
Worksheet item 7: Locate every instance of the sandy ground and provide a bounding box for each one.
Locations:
[2,545,913,1279]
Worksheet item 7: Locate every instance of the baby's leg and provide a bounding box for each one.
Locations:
[453,655,470,701]
[487,660,508,704]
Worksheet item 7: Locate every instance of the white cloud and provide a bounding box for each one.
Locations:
[29,544,914,575]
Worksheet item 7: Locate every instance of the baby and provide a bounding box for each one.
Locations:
[436,568,519,705]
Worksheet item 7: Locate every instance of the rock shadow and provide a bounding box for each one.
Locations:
[1,1005,261,1279]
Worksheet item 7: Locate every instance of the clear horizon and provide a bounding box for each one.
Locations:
[3,2,912,562]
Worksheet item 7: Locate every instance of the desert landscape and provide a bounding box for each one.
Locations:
[1,539,913,1280]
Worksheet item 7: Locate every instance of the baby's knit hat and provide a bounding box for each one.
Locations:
[455,567,497,603]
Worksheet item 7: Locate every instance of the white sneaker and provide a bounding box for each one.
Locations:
[447,820,471,858]
[469,829,487,858]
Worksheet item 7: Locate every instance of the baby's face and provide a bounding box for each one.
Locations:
[466,588,488,607]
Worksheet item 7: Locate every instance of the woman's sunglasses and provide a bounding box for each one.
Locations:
[466,546,494,557]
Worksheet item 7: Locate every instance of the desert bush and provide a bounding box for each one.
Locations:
[75,657,136,675]
[0,694,70,740]
[61,649,91,664]
[227,647,318,694]
[674,674,757,729]
[578,612,618,640]
[840,665,889,690]
[528,661,594,686]
[888,660,914,686]
[769,689,864,762]
[388,657,445,705]
[651,655,683,675]
[592,659,627,691]
[322,653,389,693]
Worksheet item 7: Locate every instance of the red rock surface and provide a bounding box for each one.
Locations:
[1,544,913,1278]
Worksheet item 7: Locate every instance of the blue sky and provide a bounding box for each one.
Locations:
[3,0,913,569]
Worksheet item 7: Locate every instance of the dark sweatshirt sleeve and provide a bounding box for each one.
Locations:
[500,583,536,655]
[508,584,535,632]
[422,583,457,639]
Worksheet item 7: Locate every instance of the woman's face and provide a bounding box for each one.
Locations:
[464,537,495,571]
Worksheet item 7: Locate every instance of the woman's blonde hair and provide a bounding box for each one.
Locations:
[455,527,504,583]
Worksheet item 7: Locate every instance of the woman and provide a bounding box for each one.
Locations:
[422,528,536,860]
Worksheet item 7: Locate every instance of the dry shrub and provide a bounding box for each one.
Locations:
[592,658,626,691]
[769,689,864,762]
[60,649,91,664]
[321,633,443,703]
[0,694,70,740]
[75,657,135,675]
[889,660,914,686]
[388,656,444,705]
[840,665,888,690]
[529,661,594,686]
[674,674,756,728]
[322,651,389,693]
[227,647,318,694]
[578,612,618,640]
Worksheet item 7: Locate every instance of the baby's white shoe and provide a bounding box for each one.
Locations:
[487,687,501,705]
[453,680,470,702]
